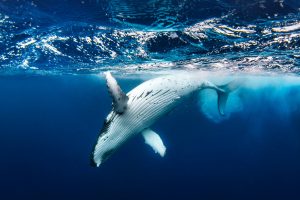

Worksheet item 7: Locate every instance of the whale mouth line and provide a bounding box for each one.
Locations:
[102,149,116,163]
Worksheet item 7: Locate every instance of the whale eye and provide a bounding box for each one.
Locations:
[102,136,109,141]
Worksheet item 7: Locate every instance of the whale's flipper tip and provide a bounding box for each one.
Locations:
[217,79,241,116]
[217,91,228,116]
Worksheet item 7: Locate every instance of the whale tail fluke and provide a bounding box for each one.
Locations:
[217,79,242,115]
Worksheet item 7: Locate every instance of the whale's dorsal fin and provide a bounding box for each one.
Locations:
[141,129,166,157]
[104,71,128,114]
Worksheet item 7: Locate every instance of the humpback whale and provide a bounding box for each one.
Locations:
[91,72,239,167]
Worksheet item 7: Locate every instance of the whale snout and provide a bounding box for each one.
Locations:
[90,154,99,167]
[90,148,116,167]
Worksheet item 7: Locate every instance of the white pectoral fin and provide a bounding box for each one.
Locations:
[141,129,166,157]
[104,71,128,114]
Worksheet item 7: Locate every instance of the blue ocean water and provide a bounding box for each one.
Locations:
[1,0,300,199]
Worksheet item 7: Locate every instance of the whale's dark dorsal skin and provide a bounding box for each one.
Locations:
[91,72,237,167]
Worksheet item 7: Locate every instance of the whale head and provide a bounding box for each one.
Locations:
[90,111,126,167]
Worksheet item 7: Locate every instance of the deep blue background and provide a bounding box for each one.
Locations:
[0,75,300,200]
